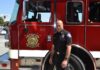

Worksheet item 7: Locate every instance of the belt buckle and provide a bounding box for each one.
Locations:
[57,52,60,55]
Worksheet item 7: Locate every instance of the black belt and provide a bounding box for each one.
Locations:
[55,51,65,55]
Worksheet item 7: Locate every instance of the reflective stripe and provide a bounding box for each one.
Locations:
[9,50,49,59]
[9,50,18,59]
[90,51,100,58]
[67,33,72,38]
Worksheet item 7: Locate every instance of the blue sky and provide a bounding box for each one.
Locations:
[0,0,15,21]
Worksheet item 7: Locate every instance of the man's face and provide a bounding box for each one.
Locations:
[56,20,63,32]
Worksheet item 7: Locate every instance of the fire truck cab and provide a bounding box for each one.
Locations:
[9,0,100,70]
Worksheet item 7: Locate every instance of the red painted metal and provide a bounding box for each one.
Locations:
[10,59,19,70]
[9,0,100,69]
[9,0,100,52]
[1,64,7,67]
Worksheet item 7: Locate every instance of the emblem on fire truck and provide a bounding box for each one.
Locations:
[26,34,39,48]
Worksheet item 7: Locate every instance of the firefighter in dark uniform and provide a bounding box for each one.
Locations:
[49,20,72,70]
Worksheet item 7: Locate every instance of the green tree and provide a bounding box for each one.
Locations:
[0,17,4,26]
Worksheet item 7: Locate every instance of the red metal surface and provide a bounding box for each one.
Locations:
[10,0,100,51]
[9,0,100,69]
[9,0,100,54]
[10,59,19,70]
[1,64,7,67]
[18,22,53,50]
[86,25,100,51]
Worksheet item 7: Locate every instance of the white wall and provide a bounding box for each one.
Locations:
[0,35,9,56]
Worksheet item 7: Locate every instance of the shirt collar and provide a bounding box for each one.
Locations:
[57,29,64,34]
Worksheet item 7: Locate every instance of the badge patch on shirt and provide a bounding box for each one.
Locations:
[67,33,72,38]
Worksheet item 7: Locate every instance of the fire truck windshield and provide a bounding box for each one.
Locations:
[23,0,51,22]
[10,2,19,23]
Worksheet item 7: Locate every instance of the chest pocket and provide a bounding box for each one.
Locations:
[60,34,66,42]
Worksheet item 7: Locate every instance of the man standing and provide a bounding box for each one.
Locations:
[49,20,72,70]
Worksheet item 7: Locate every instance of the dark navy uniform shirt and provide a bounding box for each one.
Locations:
[53,29,72,54]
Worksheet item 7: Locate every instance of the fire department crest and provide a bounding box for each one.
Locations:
[26,34,39,48]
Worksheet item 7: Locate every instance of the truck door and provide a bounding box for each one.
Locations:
[18,0,53,69]
[18,0,53,50]
[64,0,85,47]
[86,0,100,51]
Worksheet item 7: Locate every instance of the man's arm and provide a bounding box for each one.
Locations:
[61,32,72,68]
[65,44,72,60]
[61,44,72,68]
[65,32,72,60]
[49,45,54,64]
[50,45,54,58]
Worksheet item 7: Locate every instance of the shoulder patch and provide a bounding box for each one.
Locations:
[67,33,72,38]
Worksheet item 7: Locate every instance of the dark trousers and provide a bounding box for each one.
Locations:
[53,53,67,70]
[50,64,66,70]
[55,64,66,70]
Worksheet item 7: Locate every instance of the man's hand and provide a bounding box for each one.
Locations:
[61,44,71,68]
[61,59,68,68]
[49,45,54,65]
[49,57,53,65]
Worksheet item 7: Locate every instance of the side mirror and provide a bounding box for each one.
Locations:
[22,0,28,33]
[22,0,28,21]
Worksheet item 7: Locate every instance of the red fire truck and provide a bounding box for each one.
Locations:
[9,0,100,70]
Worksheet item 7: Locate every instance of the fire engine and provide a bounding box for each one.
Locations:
[8,0,100,70]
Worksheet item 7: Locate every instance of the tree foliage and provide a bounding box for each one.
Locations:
[0,17,4,26]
